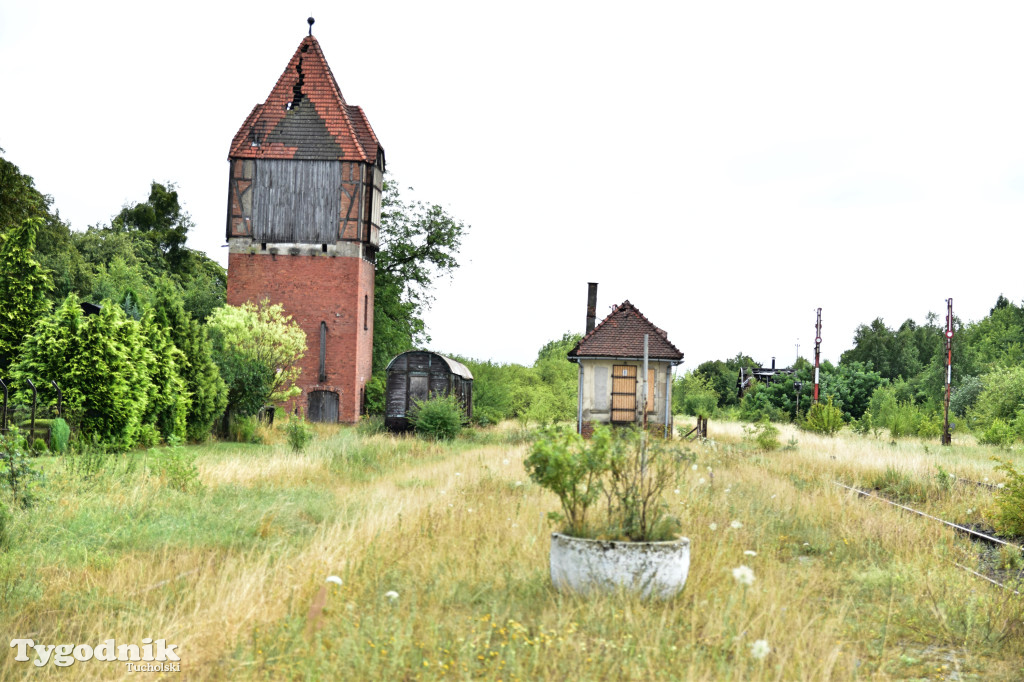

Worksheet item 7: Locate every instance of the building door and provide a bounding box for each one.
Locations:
[308,390,339,423]
[611,365,637,423]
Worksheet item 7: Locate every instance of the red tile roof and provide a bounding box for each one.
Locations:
[228,36,383,165]
[568,301,683,362]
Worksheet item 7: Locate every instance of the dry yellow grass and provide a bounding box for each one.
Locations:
[1,421,1022,680]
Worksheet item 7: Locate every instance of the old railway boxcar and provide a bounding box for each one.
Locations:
[385,351,473,431]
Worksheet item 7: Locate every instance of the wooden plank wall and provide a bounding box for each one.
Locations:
[253,160,342,243]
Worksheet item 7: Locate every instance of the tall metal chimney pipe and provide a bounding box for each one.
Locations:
[586,283,598,334]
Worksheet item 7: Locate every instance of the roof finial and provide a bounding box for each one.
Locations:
[307,16,315,36]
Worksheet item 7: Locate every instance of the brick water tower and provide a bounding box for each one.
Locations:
[225,19,384,423]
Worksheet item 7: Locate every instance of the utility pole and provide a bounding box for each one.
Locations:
[795,339,800,364]
[943,298,953,445]
[813,308,822,405]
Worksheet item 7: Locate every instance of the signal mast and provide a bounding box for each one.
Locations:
[813,308,822,405]
[943,298,954,445]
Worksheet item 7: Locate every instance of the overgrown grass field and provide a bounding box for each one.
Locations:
[1,421,1022,680]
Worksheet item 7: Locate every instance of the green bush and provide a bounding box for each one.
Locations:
[801,397,845,436]
[980,419,1015,448]
[363,375,386,416]
[408,394,467,440]
[851,409,874,436]
[31,438,47,453]
[744,417,780,451]
[228,415,263,444]
[992,458,1024,537]
[285,416,315,453]
[137,423,161,448]
[50,417,70,453]
[915,413,943,439]
[0,432,43,505]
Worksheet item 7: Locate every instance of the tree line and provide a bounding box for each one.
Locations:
[0,150,582,447]
[674,298,1024,444]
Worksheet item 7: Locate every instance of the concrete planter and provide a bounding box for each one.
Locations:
[549,532,691,600]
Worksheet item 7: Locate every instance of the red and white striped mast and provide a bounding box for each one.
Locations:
[813,308,822,405]
[943,298,954,445]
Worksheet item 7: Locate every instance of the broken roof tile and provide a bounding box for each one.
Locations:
[228,35,383,166]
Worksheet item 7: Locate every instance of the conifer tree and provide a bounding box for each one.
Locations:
[0,217,52,371]
[152,283,227,441]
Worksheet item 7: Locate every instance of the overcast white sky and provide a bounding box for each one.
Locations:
[2,1,1023,370]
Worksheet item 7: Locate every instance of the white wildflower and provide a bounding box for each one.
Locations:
[385,590,399,601]
[455,472,462,477]
[730,520,743,529]
[326,575,343,586]
[744,550,757,557]
[709,523,718,531]
[692,464,698,471]
[998,483,1005,489]
[503,459,510,465]
[698,477,706,484]
[467,508,473,513]
[515,481,523,487]
[732,565,755,586]
[770,494,776,499]
[724,488,731,494]
[967,508,973,514]
[749,639,770,660]
[674,489,681,495]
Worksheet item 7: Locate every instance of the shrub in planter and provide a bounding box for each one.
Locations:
[525,424,694,598]
[525,424,692,542]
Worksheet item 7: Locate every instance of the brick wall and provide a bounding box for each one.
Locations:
[226,251,374,423]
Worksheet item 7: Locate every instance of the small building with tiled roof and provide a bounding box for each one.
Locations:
[568,286,683,437]
[225,20,384,423]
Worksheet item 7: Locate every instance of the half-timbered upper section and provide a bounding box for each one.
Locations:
[226,35,385,247]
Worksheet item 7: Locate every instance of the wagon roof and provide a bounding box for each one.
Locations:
[228,35,383,165]
[568,300,683,362]
[386,351,474,380]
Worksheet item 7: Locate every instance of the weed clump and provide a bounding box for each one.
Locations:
[992,458,1024,537]
[744,418,780,451]
[285,416,315,453]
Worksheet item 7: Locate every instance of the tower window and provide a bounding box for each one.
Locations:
[364,295,368,331]
[319,321,327,382]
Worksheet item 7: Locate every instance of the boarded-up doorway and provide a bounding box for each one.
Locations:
[308,390,339,423]
[611,365,637,423]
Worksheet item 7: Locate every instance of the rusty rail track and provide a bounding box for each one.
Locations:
[833,481,1023,595]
